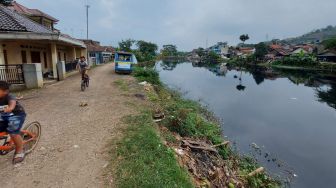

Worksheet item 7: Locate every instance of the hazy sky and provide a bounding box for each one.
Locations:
[19,0,336,51]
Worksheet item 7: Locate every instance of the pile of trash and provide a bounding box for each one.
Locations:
[138,81,153,92]
[158,125,245,188]
[174,139,242,188]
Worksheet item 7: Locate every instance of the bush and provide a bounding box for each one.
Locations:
[273,54,318,67]
[133,67,161,85]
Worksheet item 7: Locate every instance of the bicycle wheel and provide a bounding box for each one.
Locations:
[81,82,86,91]
[22,122,41,154]
[86,79,89,88]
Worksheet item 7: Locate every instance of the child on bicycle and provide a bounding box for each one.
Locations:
[0,81,26,164]
[76,56,89,80]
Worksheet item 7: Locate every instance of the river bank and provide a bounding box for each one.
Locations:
[226,58,336,72]
[109,66,280,187]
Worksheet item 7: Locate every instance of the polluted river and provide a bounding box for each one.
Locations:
[156,61,336,188]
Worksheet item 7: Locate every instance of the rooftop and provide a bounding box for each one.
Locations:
[9,1,59,22]
[0,5,54,33]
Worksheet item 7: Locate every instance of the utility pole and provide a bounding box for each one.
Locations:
[85,4,90,40]
[85,4,90,63]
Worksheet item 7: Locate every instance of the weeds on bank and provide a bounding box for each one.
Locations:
[133,66,280,188]
[111,112,193,188]
[114,79,129,92]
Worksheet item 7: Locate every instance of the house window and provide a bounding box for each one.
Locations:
[31,51,41,63]
[58,52,61,61]
[3,50,8,65]
[43,52,48,69]
[64,53,67,62]
[21,51,27,64]
[90,53,95,57]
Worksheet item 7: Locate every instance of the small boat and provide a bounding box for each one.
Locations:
[114,51,138,73]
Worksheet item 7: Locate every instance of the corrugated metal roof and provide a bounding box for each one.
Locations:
[0,5,54,34]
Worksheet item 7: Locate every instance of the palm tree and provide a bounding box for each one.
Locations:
[239,34,250,44]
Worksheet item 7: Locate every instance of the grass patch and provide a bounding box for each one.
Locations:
[132,66,280,188]
[114,79,129,92]
[111,112,193,188]
[133,67,162,85]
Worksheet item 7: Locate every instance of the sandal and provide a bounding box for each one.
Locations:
[13,152,25,165]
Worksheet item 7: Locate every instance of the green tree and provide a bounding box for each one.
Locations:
[206,51,222,64]
[255,42,268,60]
[161,45,178,57]
[135,40,158,62]
[195,47,205,57]
[118,39,135,52]
[0,0,13,5]
[322,38,336,50]
[239,34,250,44]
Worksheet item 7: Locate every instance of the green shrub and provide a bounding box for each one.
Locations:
[273,54,318,67]
[133,67,161,85]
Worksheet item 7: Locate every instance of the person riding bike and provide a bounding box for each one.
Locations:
[76,56,89,80]
[0,81,26,164]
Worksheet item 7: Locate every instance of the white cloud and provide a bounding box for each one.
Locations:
[17,0,336,50]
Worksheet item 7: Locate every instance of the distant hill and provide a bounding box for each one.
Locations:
[283,25,336,44]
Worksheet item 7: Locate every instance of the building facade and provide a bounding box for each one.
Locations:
[0,3,86,80]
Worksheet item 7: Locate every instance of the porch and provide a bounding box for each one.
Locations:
[0,40,86,85]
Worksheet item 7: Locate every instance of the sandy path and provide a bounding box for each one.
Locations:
[0,63,135,188]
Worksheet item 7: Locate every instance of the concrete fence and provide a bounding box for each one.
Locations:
[22,63,43,89]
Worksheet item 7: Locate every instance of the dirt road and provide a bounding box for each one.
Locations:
[0,63,135,188]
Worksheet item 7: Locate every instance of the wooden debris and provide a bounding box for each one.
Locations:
[212,141,230,148]
[182,140,218,153]
[247,167,265,177]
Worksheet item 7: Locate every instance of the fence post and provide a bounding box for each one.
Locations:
[22,63,43,89]
[57,61,66,81]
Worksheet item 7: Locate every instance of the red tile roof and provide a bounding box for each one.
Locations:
[269,45,291,56]
[82,40,107,52]
[102,46,115,53]
[10,1,59,22]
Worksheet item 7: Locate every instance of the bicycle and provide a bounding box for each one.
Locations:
[0,111,41,156]
[81,75,90,91]
[81,70,90,91]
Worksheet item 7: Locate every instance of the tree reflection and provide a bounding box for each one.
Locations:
[160,60,179,71]
[316,84,336,110]
[253,74,265,85]
[235,70,246,91]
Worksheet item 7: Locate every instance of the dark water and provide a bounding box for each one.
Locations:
[157,61,336,188]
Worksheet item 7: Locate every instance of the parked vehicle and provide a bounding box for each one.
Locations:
[114,52,138,73]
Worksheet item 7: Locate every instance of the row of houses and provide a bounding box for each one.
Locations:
[266,43,336,62]
[0,1,115,87]
[205,41,336,62]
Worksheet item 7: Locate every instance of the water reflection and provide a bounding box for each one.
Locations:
[160,60,180,71]
[316,83,336,109]
[157,61,336,188]
[158,61,336,111]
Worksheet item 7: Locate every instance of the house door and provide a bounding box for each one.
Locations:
[31,51,41,63]
[21,51,27,64]
[3,50,8,65]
